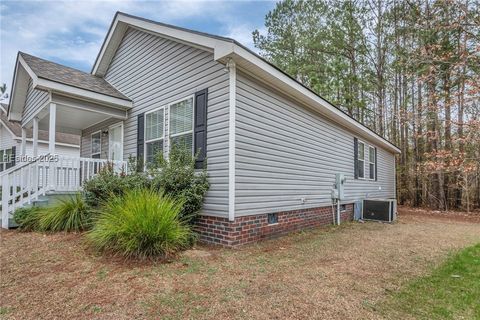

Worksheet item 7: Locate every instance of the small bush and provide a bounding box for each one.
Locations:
[13,206,42,231]
[83,163,149,207]
[87,188,193,259]
[150,144,209,223]
[38,194,92,232]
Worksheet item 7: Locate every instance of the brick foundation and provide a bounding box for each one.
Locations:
[195,204,354,247]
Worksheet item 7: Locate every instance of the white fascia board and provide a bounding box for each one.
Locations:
[35,78,133,109]
[9,56,37,121]
[216,45,401,154]
[18,55,39,87]
[51,93,128,120]
[0,119,18,138]
[93,13,233,76]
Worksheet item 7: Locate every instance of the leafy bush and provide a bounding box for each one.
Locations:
[83,163,149,207]
[87,188,193,259]
[13,206,42,231]
[38,194,92,232]
[150,144,209,223]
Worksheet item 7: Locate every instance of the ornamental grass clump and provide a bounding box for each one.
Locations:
[87,188,193,259]
[38,194,92,232]
[13,206,43,231]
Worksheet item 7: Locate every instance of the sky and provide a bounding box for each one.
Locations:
[0,0,276,95]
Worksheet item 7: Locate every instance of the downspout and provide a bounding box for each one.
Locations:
[227,58,236,222]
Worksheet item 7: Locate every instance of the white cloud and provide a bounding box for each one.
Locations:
[0,0,271,96]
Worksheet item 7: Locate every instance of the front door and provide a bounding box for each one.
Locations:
[108,123,123,161]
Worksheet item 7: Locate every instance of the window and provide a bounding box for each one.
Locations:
[358,141,365,179]
[145,107,165,164]
[368,146,376,180]
[91,131,101,159]
[340,204,347,212]
[169,97,194,154]
[0,148,15,171]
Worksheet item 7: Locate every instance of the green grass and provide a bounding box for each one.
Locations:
[381,243,480,319]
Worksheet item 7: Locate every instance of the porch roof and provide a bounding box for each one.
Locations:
[20,52,129,101]
[0,104,80,146]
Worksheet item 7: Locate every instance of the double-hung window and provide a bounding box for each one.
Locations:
[358,141,365,179]
[145,107,165,164]
[169,97,194,154]
[368,146,376,180]
[91,131,101,159]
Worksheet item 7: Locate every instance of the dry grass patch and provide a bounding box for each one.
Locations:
[1,209,479,319]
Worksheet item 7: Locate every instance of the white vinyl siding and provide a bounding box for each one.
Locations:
[103,28,230,217]
[235,71,396,216]
[80,118,119,159]
[22,79,50,126]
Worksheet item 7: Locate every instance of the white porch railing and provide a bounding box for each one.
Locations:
[1,156,127,229]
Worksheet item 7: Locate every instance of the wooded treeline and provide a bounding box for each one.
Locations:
[253,0,480,211]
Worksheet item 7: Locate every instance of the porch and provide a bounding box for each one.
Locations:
[2,52,133,228]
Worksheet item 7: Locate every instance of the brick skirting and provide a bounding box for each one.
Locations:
[194,204,354,247]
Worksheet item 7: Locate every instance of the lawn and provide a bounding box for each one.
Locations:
[1,208,479,319]
[379,243,480,320]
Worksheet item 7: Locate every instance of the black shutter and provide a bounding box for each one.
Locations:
[194,88,208,169]
[137,113,145,171]
[375,147,378,181]
[354,137,358,179]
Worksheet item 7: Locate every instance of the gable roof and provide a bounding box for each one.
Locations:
[0,104,80,146]
[20,52,129,100]
[93,12,400,154]
[8,51,132,122]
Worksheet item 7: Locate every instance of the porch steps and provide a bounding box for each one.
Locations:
[1,192,78,229]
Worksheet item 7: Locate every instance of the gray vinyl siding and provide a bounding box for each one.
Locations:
[22,79,49,126]
[80,118,120,159]
[235,71,396,216]
[103,27,230,217]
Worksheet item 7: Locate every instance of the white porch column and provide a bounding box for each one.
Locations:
[48,103,57,191]
[49,103,56,155]
[20,127,27,156]
[32,117,39,157]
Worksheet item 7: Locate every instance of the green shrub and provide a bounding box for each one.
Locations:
[38,194,92,232]
[13,206,42,231]
[83,163,149,207]
[150,144,209,223]
[87,188,193,259]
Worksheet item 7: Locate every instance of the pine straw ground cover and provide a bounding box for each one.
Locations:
[1,207,479,320]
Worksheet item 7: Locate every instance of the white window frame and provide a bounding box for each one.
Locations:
[91,130,102,158]
[368,145,376,180]
[357,140,366,179]
[108,122,124,161]
[144,106,166,165]
[168,95,195,155]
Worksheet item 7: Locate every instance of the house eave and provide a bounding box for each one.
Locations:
[92,11,400,154]
[35,78,133,109]
[216,47,401,154]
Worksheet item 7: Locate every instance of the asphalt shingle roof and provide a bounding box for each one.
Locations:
[20,52,130,101]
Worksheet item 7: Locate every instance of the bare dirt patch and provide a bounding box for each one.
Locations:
[1,209,479,319]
